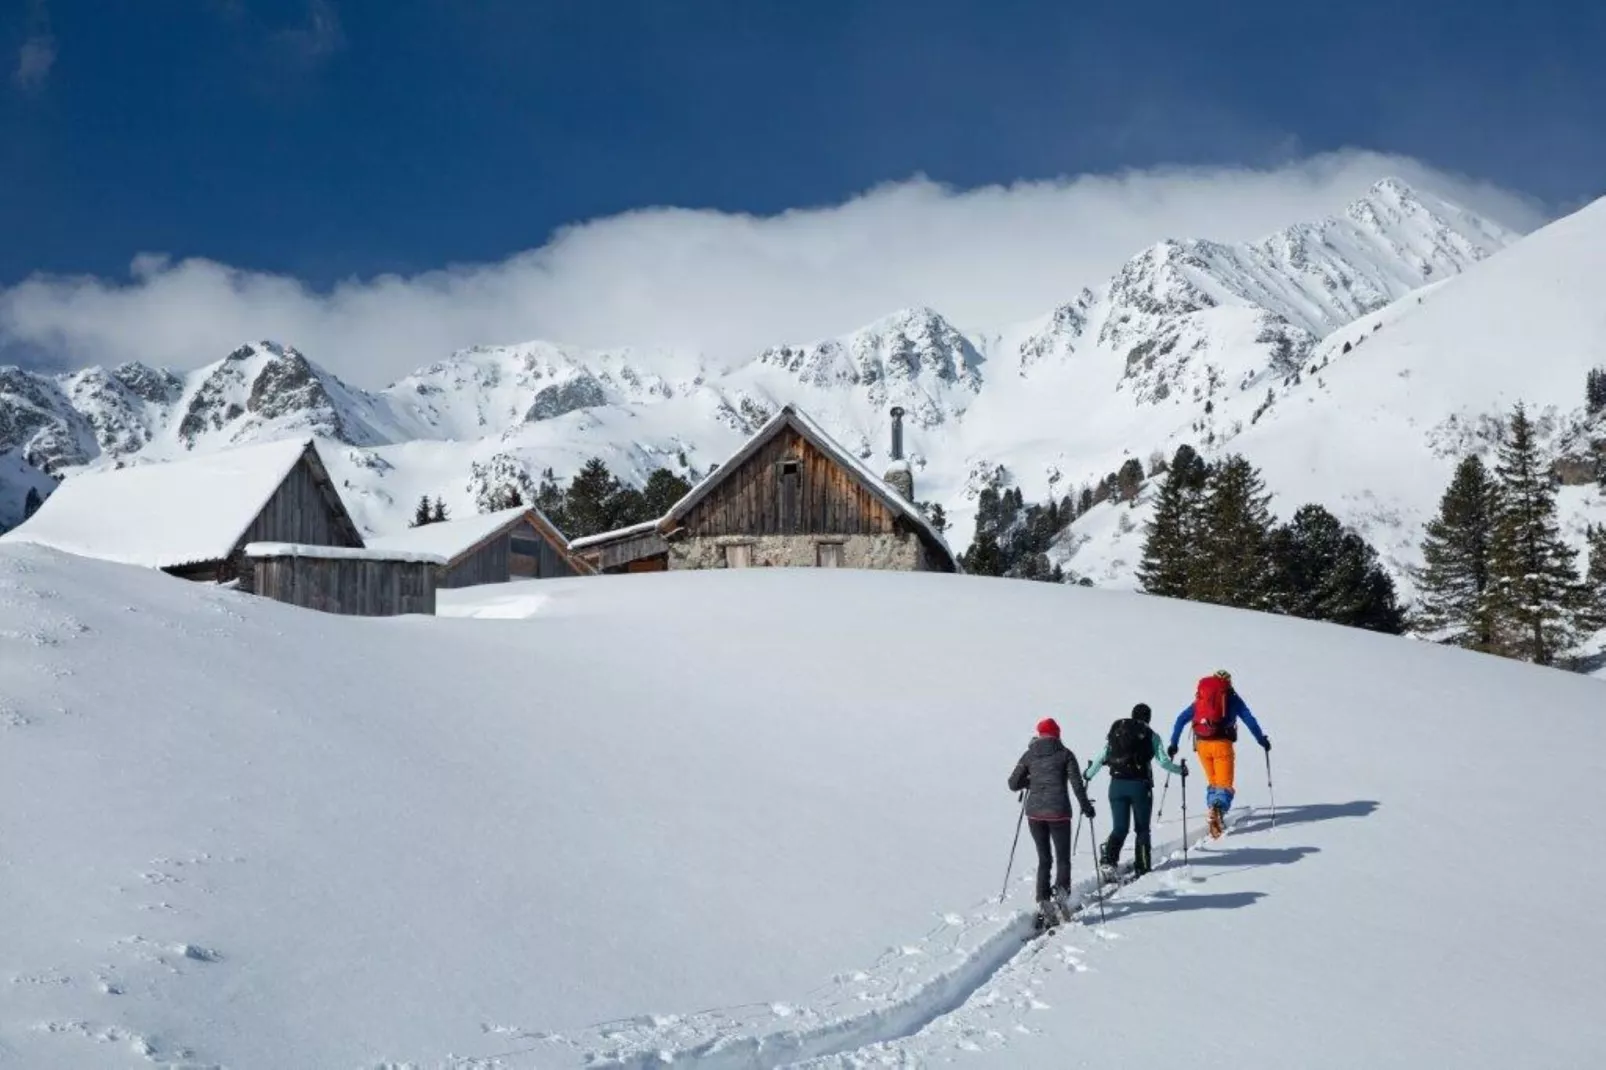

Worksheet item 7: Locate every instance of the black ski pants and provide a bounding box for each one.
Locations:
[1104,777,1154,874]
[1028,818,1072,902]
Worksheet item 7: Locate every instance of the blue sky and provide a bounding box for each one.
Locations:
[0,1,1599,381]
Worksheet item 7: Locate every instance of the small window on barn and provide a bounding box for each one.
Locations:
[725,544,753,569]
[817,542,843,568]
[780,459,800,477]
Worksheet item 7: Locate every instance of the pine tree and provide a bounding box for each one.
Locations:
[961,531,1007,576]
[410,495,433,528]
[1581,524,1606,633]
[1137,464,1194,597]
[1270,504,1404,633]
[23,486,42,519]
[1412,456,1497,649]
[564,458,623,537]
[1116,458,1145,503]
[533,468,569,531]
[1191,454,1275,610]
[1482,403,1586,665]
[1587,368,1606,416]
[641,468,693,517]
[431,497,450,524]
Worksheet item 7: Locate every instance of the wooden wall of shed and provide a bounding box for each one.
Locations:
[441,532,512,588]
[510,525,582,578]
[252,557,437,616]
[582,529,669,572]
[240,457,364,550]
[682,429,899,539]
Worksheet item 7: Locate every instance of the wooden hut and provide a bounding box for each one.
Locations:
[571,405,959,574]
[367,506,593,587]
[0,437,363,587]
[244,543,441,616]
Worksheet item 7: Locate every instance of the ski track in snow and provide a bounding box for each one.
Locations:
[524,808,1259,1069]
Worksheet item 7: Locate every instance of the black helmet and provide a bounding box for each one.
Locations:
[1131,703,1152,723]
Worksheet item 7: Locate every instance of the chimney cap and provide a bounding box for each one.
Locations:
[890,405,905,417]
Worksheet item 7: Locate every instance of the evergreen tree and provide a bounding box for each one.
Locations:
[431,497,450,524]
[1270,504,1404,634]
[1587,368,1606,416]
[1078,485,1094,514]
[1116,457,1145,503]
[23,486,42,519]
[641,468,693,518]
[1482,403,1586,664]
[410,495,433,528]
[533,468,569,531]
[1583,524,1606,633]
[961,531,1007,576]
[917,501,949,533]
[564,458,623,537]
[1191,454,1276,610]
[1137,464,1195,597]
[1411,455,1497,649]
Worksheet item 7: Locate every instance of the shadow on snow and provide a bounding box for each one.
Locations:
[1230,799,1380,835]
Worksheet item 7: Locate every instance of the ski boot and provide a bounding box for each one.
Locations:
[1207,806,1224,839]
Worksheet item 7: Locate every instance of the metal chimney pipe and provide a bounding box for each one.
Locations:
[890,406,905,461]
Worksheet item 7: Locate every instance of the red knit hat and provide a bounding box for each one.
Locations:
[1036,718,1060,738]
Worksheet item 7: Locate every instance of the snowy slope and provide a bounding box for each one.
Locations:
[1061,193,1606,590]
[4,551,1606,1068]
[0,178,1548,563]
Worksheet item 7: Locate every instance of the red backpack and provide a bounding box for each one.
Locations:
[1192,675,1232,740]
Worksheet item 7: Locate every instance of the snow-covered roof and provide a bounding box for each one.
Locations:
[245,542,448,566]
[366,506,533,561]
[0,438,336,569]
[660,405,961,571]
[569,518,662,551]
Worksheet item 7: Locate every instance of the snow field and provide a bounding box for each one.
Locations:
[3,554,1605,1068]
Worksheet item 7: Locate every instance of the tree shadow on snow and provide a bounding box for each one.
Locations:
[1107,890,1265,919]
[1230,800,1380,835]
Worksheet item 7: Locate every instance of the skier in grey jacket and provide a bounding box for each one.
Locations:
[1008,717,1096,923]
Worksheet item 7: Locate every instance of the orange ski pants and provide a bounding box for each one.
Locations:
[1195,738,1236,810]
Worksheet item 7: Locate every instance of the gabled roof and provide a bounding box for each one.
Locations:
[659,405,960,571]
[568,518,660,551]
[367,505,595,574]
[0,438,355,570]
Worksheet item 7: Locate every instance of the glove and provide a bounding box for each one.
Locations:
[1179,759,1189,778]
[1262,736,1272,752]
[1081,803,1096,820]
[1166,744,1178,759]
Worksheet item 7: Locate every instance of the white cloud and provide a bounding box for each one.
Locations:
[0,150,1549,387]
[12,33,55,91]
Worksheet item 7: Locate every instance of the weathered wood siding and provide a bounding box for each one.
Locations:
[223,454,363,588]
[242,456,364,549]
[252,556,437,616]
[680,429,900,538]
[510,525,582,578]
[441,533,512,588]
[580,528,669,572]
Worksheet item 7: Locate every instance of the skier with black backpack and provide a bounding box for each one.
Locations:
[1167,670,1270,839]
[1084,704,1187,879]
[1008,718,1097,928]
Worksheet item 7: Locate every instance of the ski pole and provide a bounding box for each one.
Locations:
[998,791,1027,904]
[1087,813,1108,926]
[1157,771,1171,820]
[1180,765,1190,870]
[1265,749,1276,831]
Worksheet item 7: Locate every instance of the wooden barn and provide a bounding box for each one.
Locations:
[367,506,593,587]
[244,543,442,616]
[572,405,960,574]
[0,437,364,587]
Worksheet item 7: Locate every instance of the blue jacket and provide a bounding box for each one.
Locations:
[1085,725,1185,781]
[1169,691,1267,751]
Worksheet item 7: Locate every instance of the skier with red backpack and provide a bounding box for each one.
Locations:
[1167,670,1270,838]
